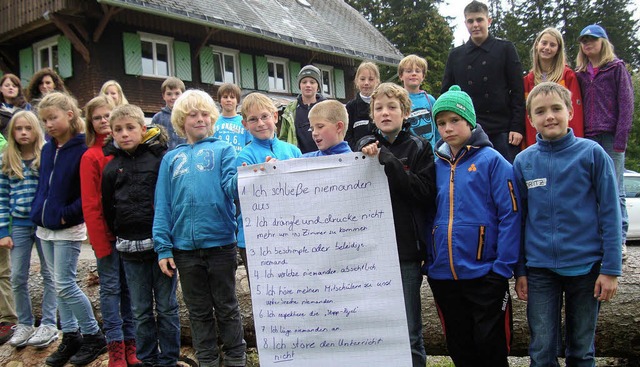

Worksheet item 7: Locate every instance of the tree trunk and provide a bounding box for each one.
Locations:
[1,249,638,366]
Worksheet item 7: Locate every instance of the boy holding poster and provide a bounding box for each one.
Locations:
[236,93,302,276]
[302,100,352,157]
[358,82,436,367]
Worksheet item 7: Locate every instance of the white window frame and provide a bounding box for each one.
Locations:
[33,35,59,71]
[211,46,240,85]
[266,56,289,93]
[139,32,174,78]
[315,63,334,97]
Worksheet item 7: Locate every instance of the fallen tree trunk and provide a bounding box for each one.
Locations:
[1,251,637,366]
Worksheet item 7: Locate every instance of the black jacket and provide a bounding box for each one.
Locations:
[356,127,436,262]
[345,94,373,150]
[441,35,525,135]
[101,127,167,242]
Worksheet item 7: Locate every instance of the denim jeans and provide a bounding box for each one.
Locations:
[173,244,246,367]
[95,245,136,343]
[400,261,426,367]
[587,133,627,242]
[10,226,57,326]
[527,265,601,367]
[488,132,520,163]
[122,257,180,366]
[40,239,100,334]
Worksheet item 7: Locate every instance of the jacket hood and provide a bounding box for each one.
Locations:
[103,124,168,157]
[435,123,492,161]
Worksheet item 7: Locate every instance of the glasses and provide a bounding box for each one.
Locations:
[246,113,272,124]
[91,114,110,122]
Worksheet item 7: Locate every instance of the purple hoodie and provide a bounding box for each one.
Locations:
[576,58,634,152]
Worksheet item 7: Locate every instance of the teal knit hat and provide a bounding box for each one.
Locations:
[432,85,476,128]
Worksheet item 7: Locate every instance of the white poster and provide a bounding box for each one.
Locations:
[238,153,411,367]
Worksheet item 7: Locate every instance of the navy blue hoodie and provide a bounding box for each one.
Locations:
[30,133,87,229]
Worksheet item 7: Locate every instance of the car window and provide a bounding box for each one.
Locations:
[624,176,640,198]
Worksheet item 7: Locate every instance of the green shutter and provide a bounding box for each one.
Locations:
[289,61,301,94]
[334,68,345,99]
[239,53,254,89]
[173,40,191,81]
[19,47,34,87]
[255,56,268,91]
[199,47,214,84]
[122,32,142,76]
[57,35,72,78]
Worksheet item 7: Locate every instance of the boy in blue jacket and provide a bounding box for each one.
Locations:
[153,90,246,367]
[236,92,302,278]
[513,82,621,366]
[302,100,352,157]
[427,85,521,367]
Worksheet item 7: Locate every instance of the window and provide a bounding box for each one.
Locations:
[267,56,289,92]
[212,47,239,85]
[33,36,59,70]
[139,33,173,78]
[316,64,334,97]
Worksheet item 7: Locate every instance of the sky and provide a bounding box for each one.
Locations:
[438,0,640,46]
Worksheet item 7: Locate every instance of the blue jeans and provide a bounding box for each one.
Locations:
[400,261,426,367]
[173,245,246,367]
[95,246,136,343]
[40,239,100,334]
[587,133,627,242]
[527,265,600,367]
[10,226,57,326]
[122,257,180,366]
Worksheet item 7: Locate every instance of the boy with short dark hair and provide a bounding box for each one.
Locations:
[102,104,180,367]
[514,82,621,366]
[303,100,351,157]
[154,90,246,367]
[151,77,186,150]
[426,85,521,367]
[398,54,439,151]
[359,82,436,367]
[214,83,252,153]
[441,0,525,163]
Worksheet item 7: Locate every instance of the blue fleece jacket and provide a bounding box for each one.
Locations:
[30,134,87,229]
[152,106,186,150]
[302,141,352,157]
[235,135,302,248]
[513,129,622,277]
[428,125,521,280]
[153,137,238,260]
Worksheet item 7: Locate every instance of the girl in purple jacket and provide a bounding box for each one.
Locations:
[576,24,634,260]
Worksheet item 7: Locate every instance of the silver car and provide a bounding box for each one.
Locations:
[624,170,640,241]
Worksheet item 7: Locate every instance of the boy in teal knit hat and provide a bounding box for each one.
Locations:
[427,85,521,367]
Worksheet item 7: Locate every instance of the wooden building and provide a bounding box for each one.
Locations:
[0,0,403,114]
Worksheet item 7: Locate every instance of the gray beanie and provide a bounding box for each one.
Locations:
[297,65,322,87]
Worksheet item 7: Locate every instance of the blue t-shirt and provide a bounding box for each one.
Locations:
[214,114,252,154]
[408,91,439,152]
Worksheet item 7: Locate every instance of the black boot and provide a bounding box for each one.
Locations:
[69,330,107,365]
[45,330,83,367]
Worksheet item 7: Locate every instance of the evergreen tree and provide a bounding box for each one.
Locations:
[345,0,453,95]
[626,71,640,171]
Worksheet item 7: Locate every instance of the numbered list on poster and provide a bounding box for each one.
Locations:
[238,153,411,367]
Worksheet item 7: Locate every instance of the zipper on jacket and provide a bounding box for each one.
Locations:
[476,225,485,261]
[432,225,438,255]
[41,147,60,227]
[507,179,518,212]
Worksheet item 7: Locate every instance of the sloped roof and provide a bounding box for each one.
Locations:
[97,0,403,65]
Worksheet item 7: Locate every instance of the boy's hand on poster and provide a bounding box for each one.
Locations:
[594,274,618,302]
[159,257,177,277]
[361,142,379,157]
[509,131,523,146]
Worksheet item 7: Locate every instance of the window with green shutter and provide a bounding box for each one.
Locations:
[57,35,72,78]
[239,53,254,90]
[334,68,345,99]
[123,32,142,76]
[19,47,33,86]
[199,47,214,84]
